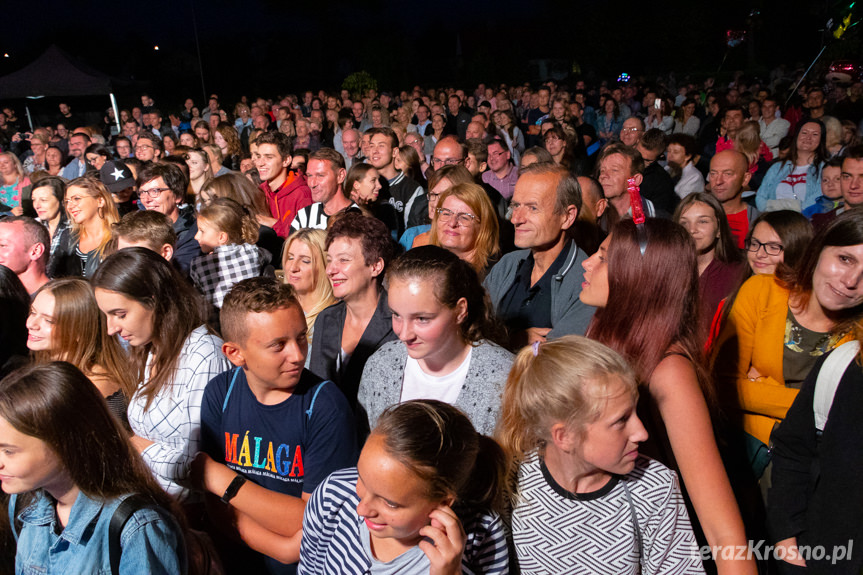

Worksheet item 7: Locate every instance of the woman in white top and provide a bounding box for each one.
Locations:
[673,98,701,136]
[358,245,513,436]
[93,247,230,500]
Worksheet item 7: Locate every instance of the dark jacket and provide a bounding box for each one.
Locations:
[172,205,202,275]
[767,351,863,574]
[308,290,397,407]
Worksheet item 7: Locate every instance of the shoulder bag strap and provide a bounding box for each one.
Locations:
[109,494,150,575]
[814,340,860,431]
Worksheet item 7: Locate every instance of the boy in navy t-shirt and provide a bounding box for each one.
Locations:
[195,277,356,575]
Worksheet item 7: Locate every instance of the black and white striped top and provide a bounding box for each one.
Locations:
[290,201,360,233]
[511,452,704,575]
[298,467,510,574]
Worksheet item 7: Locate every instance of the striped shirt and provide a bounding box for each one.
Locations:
[290,201,360,233]
[129,326,230,501]
[298,467,510,575]
[511,452,704,575]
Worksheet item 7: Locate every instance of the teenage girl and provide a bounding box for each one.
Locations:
[497,335,705,574]
[299,400,510,574]
[2,362,186,574]
[92,248,230,500]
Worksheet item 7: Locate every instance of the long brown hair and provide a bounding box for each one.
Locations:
[91,248,207,410]
[31,279,136,398]
[0,362,183,518]
[587,219,713,403]
[673,192,742,265]
[776,207,863,336]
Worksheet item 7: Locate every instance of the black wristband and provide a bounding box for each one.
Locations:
[220,475,247,504]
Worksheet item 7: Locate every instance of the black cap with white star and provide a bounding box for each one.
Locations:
[99,160,136,194]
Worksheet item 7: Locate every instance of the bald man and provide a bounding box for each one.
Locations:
[708,150,758,248]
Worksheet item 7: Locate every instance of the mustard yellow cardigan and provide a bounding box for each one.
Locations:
[712,274,852,445]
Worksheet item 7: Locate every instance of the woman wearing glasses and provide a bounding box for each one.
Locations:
[744,211,813,277]
[56,177,119,278]
[428,182,500,279]
[713,210,863,491]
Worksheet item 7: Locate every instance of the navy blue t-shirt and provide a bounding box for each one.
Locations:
[201,367,357,574]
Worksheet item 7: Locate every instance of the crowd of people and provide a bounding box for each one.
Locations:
[0,67,862,574]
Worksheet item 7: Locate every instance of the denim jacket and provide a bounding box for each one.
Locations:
[12,490,186,575]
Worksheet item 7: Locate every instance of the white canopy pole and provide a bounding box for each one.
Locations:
[109,93,121,137]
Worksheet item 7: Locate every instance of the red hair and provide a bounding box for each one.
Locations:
[587,219,713,402]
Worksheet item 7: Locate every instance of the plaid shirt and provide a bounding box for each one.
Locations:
[131,326,230,501]
[190,243,271,309]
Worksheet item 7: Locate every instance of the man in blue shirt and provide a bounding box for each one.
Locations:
[195,278,356,575]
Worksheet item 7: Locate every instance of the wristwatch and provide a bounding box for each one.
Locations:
[220,475,247,504]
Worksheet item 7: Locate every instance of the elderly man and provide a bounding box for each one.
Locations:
[484,163,594,348]
[619,116,644,148]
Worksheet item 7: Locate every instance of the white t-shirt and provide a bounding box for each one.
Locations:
[775,165,808,201]
[399,348,472,404]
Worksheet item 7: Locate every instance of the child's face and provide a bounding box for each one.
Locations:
[355,434,445,545]
[821,166,842,200]
[194,217,225,254]
[0,416,66,496]
[577,379,647,477]
[229,305,308,396]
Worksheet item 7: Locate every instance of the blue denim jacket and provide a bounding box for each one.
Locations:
[12,490,186,575]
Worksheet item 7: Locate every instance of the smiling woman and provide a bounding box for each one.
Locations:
[56,176,119,278]
[299,400,509,575]
[308,212,397,407]
[713,209,863,479]
[357,246,511,437]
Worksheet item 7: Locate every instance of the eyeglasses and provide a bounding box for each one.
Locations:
[138,187,172,198]
[135,144,154,151]
[64,195,92,206]
[428,191,441,201]
[436,207,478,226]
[621,127,642,133]
[431,157,464,168]
[744,238,784,256]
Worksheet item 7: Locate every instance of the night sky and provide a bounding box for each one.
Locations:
[2,0,858,115]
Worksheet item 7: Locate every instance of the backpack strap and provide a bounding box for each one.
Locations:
[109,494,150,575]
[305,380,330,420]
[814,340,859,432]
[222,367,242,413]
[8,494,18,543]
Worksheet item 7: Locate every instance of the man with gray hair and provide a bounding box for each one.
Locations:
[484,163,594,348]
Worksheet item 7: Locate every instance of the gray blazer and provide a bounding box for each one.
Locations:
[357,339,514,437]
